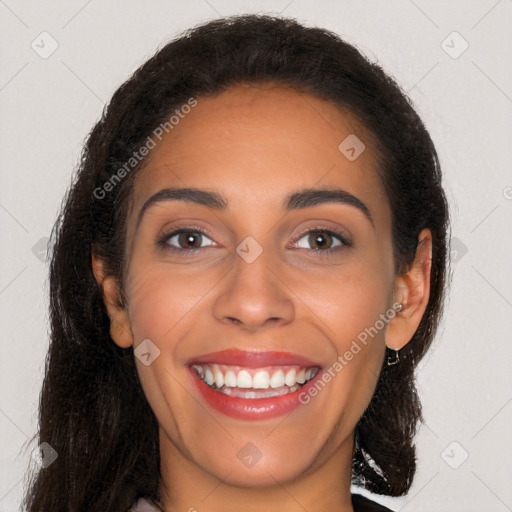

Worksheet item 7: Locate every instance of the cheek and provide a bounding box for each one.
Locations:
[124,259,216,436]
[124,257,222,343]
[295,258,391,399]
[297,258,391,338]
[305,268,390,431]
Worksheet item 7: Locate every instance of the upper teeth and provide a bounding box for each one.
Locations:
[192,364,318,390]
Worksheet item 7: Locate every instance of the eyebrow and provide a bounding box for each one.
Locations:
[135,186,374,231]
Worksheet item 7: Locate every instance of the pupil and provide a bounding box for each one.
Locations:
[309,230,331,249]
[179,232,201,248]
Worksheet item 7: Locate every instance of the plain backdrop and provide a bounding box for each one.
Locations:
[1,1,511,511]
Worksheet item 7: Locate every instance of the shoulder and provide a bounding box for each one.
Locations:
[351,493,396,512]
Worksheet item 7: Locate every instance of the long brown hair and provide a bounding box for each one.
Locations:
[24,14,450,512]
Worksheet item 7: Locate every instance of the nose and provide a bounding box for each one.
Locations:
[212,251,295,331]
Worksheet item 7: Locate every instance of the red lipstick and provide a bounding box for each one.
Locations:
[188,348,321,368]
[187,349,324,421]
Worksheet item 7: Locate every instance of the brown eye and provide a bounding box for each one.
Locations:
[295,229,350,251]
[178,232,203,249]
[164,230,214,251]
[308,230,334,249]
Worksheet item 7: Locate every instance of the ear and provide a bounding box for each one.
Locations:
[385,228,432,350]
[91,249,134,348]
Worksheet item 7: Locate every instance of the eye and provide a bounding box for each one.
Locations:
[294,229,351,251]
[157,226,351,255]
[160,229,215,251]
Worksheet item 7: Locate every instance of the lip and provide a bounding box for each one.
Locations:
[187,349,324,421]
[187,348,322,368]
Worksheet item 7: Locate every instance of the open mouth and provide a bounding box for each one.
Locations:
[191,363,320,399]
[187,349,325,420]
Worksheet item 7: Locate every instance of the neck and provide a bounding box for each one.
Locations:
[157,427,355,512]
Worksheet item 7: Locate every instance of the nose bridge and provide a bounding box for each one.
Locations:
[212,245,295,328]
[234,249,275,295]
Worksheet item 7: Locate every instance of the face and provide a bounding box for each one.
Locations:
[96,84,422,489]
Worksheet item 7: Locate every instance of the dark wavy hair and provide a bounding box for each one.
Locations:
[23,14,450,512]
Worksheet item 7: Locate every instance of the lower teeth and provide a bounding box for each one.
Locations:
[209,383,302,399]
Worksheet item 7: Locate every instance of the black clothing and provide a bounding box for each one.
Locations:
[352,493,395,512]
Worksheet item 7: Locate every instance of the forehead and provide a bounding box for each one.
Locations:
[128,84,389,229]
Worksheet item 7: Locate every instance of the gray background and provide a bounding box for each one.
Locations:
[1,1,511,511]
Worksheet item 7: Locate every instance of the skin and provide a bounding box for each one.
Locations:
[92,84,432,512]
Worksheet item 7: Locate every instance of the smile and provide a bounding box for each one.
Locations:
[187,349,325,420]
[192,364,320,398]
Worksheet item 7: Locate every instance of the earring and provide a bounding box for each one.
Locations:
[386,303,403,366]
[387,349,400,366]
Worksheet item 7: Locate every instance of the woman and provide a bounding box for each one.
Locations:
[24,14,450,512]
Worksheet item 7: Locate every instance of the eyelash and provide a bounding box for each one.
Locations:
[156,226,352,256]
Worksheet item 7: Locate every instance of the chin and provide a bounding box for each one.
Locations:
[210,460,310,488]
